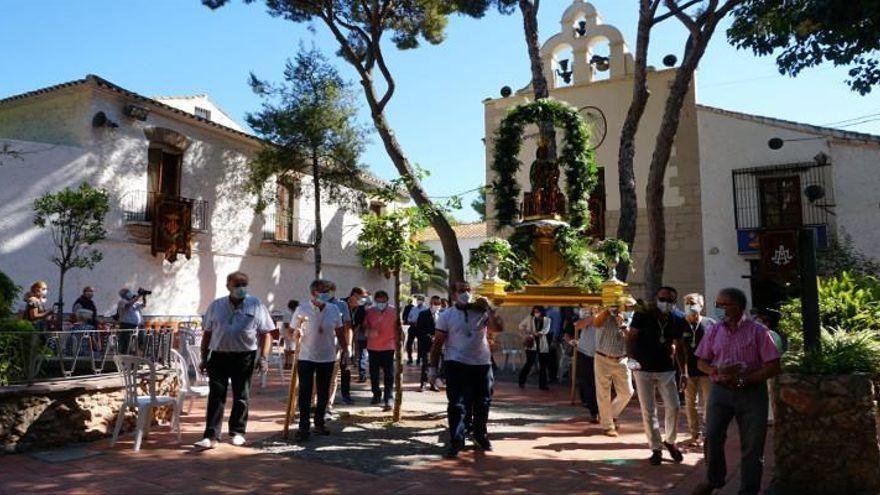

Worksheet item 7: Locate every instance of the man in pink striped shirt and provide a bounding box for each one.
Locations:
[691,288,781,495]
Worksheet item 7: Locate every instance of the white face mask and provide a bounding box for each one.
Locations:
[686,304,702,315]
[39,289,48,297]
[376,302,388,311]
[457,292,473,305]
[431,304,441,313]
[713,307,727,321]
[656,300,672,314]
[578,308,592,319]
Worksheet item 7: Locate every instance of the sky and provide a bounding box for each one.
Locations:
[2,0,878,223]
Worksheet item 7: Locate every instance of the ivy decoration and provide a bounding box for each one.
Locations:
[490,98,598,229]
[554,225,603,292]
[596,238,632,266]
[469,237,531,292]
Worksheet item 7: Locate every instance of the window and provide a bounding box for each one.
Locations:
[587,167,606,239]
[759,176,802,228]
[147,147,182,197]
[274,182,297,243]
[369,201,384,215]
[194,107,212,121]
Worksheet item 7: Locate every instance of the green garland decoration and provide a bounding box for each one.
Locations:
[490,98,598,229]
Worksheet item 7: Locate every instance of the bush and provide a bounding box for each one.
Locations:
[0,270,20,319]
[0,318,40,386]
[784,328,880,375]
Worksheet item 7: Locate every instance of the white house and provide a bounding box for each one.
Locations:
[415,222,489,298]
[483,0,880,309]
[0,74,396,317]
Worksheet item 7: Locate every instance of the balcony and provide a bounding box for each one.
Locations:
[261,210,316,247]
[123,191,209,232]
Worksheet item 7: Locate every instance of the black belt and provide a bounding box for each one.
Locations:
[596,351,626,360]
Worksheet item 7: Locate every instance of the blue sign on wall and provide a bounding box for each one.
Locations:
[737,225,828,255]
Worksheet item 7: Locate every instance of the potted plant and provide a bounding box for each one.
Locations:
[469,238,514,281]
[595,238,631,281]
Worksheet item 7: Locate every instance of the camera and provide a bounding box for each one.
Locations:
[137,288,152,296]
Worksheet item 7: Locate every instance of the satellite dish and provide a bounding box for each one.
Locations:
[804,184,825,203]
[768,137,784,150]
[500,86,512,98]
[662,54,678,67]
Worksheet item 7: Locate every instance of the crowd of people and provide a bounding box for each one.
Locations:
[14,272,783,493]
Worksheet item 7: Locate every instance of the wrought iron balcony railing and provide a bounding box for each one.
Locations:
[122,190,209,232]
[261,210,316,246]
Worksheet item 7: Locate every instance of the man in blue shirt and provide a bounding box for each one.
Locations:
[545,306,563,383]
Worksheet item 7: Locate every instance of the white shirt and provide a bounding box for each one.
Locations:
[407,303,426,325]
[435,306,492,366]
[203,295,275,352]
[117,299,145,326]
[293,302,343,363]
[577,324,597,357]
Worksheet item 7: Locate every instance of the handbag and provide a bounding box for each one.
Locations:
[523,334,535,348]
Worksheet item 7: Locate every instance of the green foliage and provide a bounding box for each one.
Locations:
[471,186,487,221]
[0,271,20,319]
[468,238,530,291]
[246,46,368,214]
[595,238,632,266]
[0,318,39,386]
[33,183,109,279]
[553,225,603,292]
[728,0,880,95]
[780,271,880,354]
[784,328,880,375]
[817,232,879,277]
[490,99,598,229]
[357,208,431,284]
[413,244,448,293]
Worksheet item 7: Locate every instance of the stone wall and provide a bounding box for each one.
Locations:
[0,371,178,453]
[774,373,880,494]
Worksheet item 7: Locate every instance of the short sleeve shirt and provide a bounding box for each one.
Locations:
[203,296,275,352]
[435,306,492,366]
[696,317,780,382]
[333,298,352,325]
[629,310,685,372]
[293,302,342,363]
[364,306,398,351]
[117,299,145,326]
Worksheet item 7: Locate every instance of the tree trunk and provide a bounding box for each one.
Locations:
[367,107,464,287]
[616,0,657,281]
[519,0,558,159]
[57,266,66,332]
[644,36,713,297]
[392,269,404,422]
[312,153,323,280]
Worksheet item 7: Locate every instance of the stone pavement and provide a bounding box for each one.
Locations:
[0,365,774,494]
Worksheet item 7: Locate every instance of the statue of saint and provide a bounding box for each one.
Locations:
[523,138,566,218]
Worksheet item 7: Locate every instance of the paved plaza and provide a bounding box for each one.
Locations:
[0,367,773,494]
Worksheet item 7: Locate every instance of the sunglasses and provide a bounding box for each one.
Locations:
[232,282,249,288]
[657,297,675,303]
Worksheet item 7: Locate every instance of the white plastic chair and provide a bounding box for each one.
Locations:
[186,344,208,386]
[171,349,209,414]
[111,355,181,451]
[497,331,525,372]
[260,338,285,388]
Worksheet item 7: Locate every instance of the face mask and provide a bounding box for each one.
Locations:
[656,300,672,314]
[376,302,388,311]
[232,287,247,299]
[686,304,702,315]
[39,289,48,297]
[579,309,593,319]
[713,307,727,321]
[359,297,368,306]
[84,292,94,299]
[623,310,634,320]
[316,292,332,304]
[431,304,441,313]
[457,292,473,305]
[126,290,136,300]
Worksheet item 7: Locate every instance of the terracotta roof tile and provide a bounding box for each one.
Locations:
[415,222,488,242]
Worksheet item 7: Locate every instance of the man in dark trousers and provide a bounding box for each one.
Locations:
[428,282,503,458]
[414,295,442,391]
[345,287,369,383]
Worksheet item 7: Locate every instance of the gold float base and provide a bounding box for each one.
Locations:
[478,279,628,309]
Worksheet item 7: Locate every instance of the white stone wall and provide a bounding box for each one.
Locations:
[0,86,393,317]
[418,236,487,298]
[828,142,880,259]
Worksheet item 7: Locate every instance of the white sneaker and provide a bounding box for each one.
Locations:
[194,437,216,450]
[231,434,246,446]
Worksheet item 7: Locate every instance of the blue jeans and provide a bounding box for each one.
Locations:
[445,361,493,446]
[355,337,368,380]
[704,382,769,495]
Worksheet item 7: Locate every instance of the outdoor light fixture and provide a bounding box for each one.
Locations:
[662,54,678,67]
[768,135,826,150]
[91,111,118,129]
[556,59,573,84]
[124,104,150,121]
[589,55,610,72]
[500,86,512,98]
[574,20,588,37]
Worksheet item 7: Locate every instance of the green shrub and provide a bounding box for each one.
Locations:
[0,270,20,319]
[784,328,880,375]
[0,318,41,386]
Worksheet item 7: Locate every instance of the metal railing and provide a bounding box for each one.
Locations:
[261,210,317,245]
[122,190,209,232]
[0,325,190,386]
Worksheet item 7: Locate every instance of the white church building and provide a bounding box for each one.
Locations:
[0,74,396,317]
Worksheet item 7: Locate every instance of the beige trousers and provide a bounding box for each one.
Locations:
[685,375,712,438]
[594,353,634,430]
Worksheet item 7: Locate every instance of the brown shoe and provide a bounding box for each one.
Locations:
[603,428,619,437]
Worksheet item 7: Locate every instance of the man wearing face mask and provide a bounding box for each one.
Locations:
[428,282,504,459]
[364,291,397,410]
[345,287,370,383]
[327,282,354,409]
[691,288,780,495]
[72,286,98,327]
[414,295,442,391]
[405,294,427,365]
[291,279,347,441]
[680,293,715,446]
[627,286,687,466]
[195,271,275,449]
[116,287,147,354]
[564,306,600,423]
[592,295,637,437]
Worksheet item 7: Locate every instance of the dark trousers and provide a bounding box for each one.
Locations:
[547,343,559,382]
[576,352,599,415]
[118,323,138,355]
[355,337,368,380]
[519,350,549,389]
[705,382,769,495]
[405,330,418,363]
[418,335,433,385]
[445,361,493,446]
[369,350,395,401]
[297,360,334,432]
[203,350,256,439]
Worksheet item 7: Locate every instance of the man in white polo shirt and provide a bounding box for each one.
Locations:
[194,271,275,449]
[291,279,347,442]
[428,281,503,458]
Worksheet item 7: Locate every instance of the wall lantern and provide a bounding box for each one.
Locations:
[124,104,150,121]
[556,59,574,84]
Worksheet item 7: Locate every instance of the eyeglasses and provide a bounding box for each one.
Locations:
[657,297,675,303]
[232,282,248,288]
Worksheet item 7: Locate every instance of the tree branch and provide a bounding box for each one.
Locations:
[665,0,701,40]
[653,0,700,25]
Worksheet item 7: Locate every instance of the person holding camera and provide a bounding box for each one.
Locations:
[194,271,275,450]
[116,287,147,354]
[428,281,503,459]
